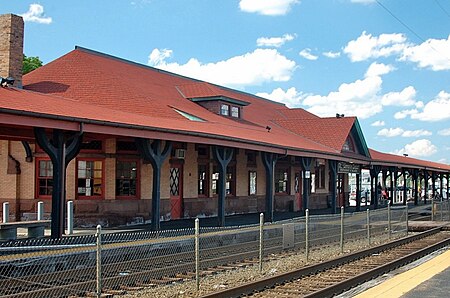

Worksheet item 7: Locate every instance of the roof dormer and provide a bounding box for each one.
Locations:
[176,82,250,120]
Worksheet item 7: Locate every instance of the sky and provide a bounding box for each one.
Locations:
[2,0,450,164]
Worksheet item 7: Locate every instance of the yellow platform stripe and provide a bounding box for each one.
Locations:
[355,248,450,298]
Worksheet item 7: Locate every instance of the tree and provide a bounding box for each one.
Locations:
[23,55,43,74]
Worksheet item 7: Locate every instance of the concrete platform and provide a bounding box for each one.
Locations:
[355,248,450,298]
[408,221,450,232]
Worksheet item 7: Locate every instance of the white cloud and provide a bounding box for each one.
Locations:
[148,48,296,88]
[371,120,385,127]
[256,34,295,48]
[401,129,432,137]
[394,109,418,119]
[257,87,303,107]
[299,48,318,60]
[302,75,383,119]
[411,91,450,122]
[381,86,416,106]
[344,32,450,71]
[323,51,341,58]
[148,48,173,65]
[365,62,395,77]
[377,128,404,137]
[20,4,52,24]
[415,101,424,109]
[393,139,437,157]
[401,35,450,71]
[438,128,450,136]
[379,128,432,138]
[239,0,299,16]
[344,31,407,62]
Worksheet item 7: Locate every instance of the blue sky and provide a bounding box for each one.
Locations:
[2,0,450,163]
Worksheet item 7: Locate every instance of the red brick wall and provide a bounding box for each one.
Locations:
[0,14,23,87]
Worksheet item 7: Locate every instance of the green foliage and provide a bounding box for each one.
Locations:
[23,55,43,74]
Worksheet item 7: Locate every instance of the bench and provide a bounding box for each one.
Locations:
[0,220,51,241]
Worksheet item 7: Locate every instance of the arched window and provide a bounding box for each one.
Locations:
[343,136,356,152]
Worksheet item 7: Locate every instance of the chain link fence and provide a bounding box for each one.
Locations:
[431,199,450,222]
[0,207,410,297]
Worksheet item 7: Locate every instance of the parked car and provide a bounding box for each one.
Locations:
[349,190,371,206]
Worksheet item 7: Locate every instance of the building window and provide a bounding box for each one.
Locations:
[231,106,239,118]
[220,104,229,116]
[211,166,235,195]
[196,145,209,159]
[37,159,53,197]
[275,167,289,194]
[315,164,326,190]
[249,171,257,195]
[116,140,138,153]
[246,150,257,167]
[80,140,103,152]
[77,159,103,198]
[342,136,356,152]
[198,164,209,196]
[116,160,138,198]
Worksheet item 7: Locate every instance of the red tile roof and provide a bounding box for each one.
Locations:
[274,108,320,120]
[370,149,450,171]
[0,46,442,171]
[273,117,356,151]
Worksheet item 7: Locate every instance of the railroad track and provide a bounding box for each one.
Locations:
[200,227,450,298]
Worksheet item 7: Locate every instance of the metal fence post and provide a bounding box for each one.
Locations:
[448,200,450,221]
[440,197,443,221]
[37,201,44,221]
[195,218,200,291]
[67,201,74,235]
[366,209,370,246]
[96,225,102,298]
[431,202,435,221]
[388,204,391,240]
[259,213,264,273]
[2,202,9,223]
[406,204,409,235]
[340,206,344,254]
[306,209,309,261]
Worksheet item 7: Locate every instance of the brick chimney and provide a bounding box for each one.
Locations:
[0,14,24,88]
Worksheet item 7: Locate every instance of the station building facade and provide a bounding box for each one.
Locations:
[0,14,449,235]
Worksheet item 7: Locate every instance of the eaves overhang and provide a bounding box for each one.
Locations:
[369,160,450,173]
[0,108,371,165]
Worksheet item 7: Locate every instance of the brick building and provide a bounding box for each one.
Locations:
[0,14,449,238]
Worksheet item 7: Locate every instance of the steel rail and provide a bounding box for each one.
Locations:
[200,227,442,298]
[304,236,450,297]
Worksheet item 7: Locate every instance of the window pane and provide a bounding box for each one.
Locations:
[116,160,138,197]
[231,106,239,118]
[220,104,229,116]
[249,171,257,195]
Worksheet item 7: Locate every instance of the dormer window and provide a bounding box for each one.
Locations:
[176,83,250,120]
[220,104,229,116]
[231,106,239,118]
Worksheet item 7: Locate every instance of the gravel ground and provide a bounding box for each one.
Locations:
[119,232,405,298]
